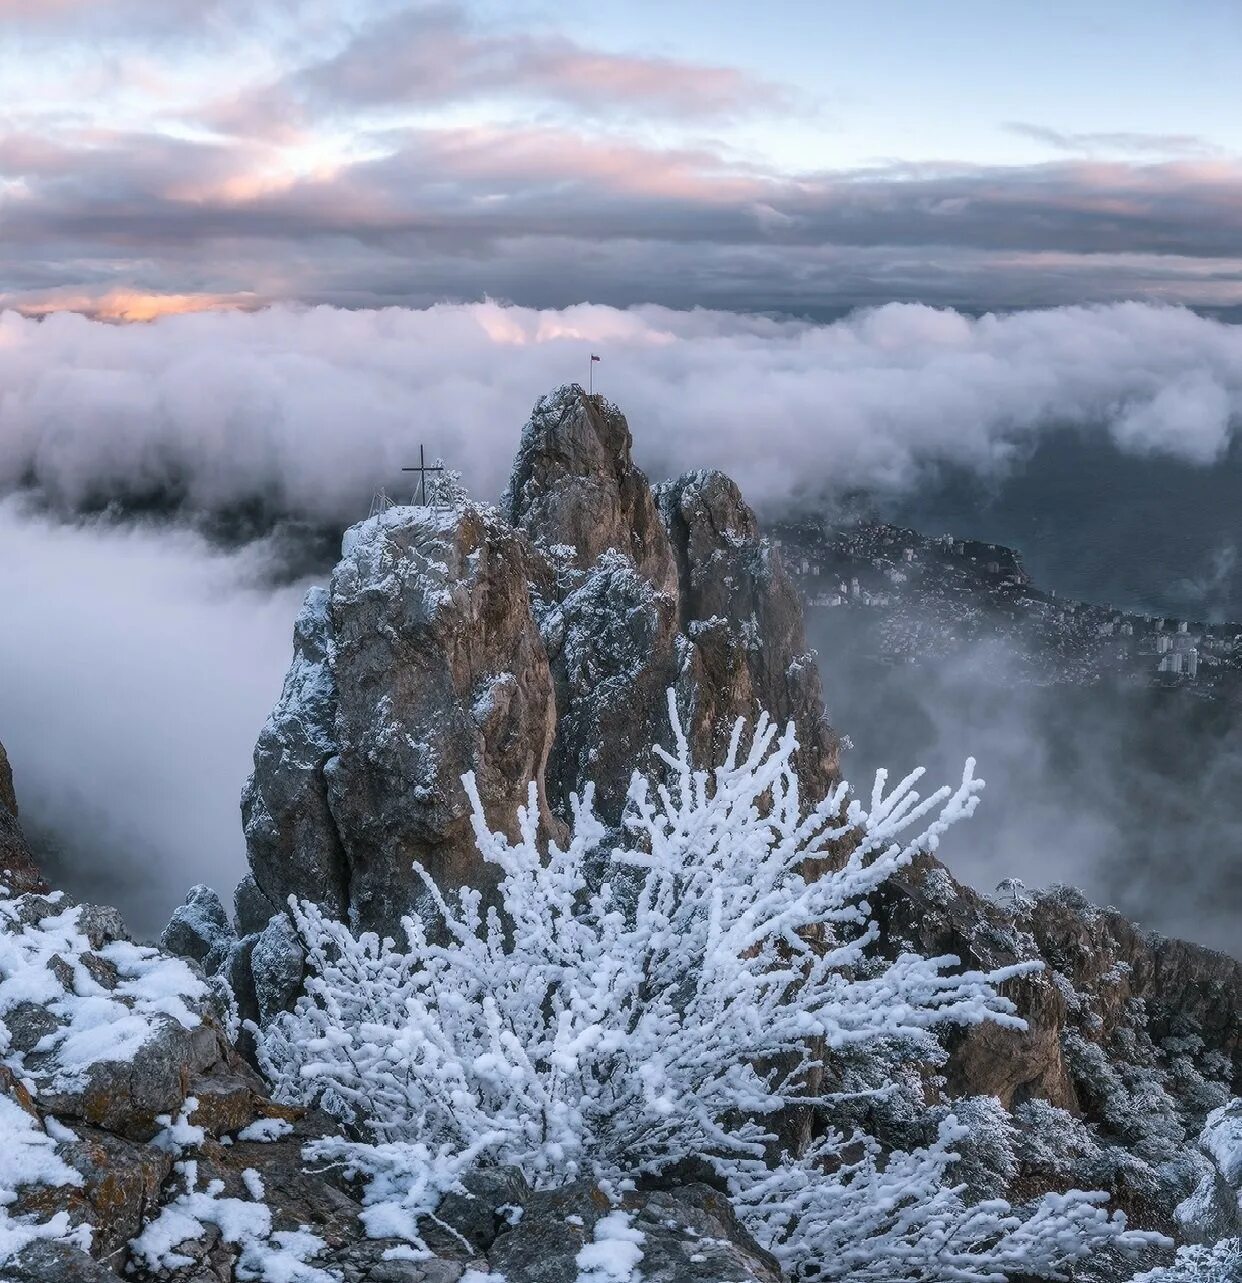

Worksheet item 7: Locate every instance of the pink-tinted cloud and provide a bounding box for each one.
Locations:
[3,286,262,321]
[6,113,1242,312]
[295,6,786,121]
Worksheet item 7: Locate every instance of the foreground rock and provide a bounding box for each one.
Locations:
[2,860,784,1280]
[866,859,1242,1239]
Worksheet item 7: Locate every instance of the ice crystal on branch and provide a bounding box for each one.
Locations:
[257,692,1164,1279]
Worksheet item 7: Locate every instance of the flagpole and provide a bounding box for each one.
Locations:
[588,355,593,396]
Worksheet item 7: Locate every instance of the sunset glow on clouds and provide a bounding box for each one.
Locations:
[3,0,1242,315]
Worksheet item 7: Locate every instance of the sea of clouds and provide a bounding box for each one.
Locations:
[1,299,1240,943]
[4,299,1242,523]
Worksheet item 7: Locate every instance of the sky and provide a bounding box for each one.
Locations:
[4,0,1242,316]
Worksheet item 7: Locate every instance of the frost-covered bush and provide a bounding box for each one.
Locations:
[1130,1237,1242,1282]
[258,693,1164,1280]
[928,1096,1017,1201]
[1012,1100,1104,1178]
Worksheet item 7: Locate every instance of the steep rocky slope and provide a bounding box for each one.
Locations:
[0,741,48,897]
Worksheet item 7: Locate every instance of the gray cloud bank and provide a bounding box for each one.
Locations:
[2,300,1242,524]
[813,617,1242,957]
[7,147,1242,313]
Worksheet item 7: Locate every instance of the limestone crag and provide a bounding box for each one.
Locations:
[243,504,558,941]
[241,385,838,941]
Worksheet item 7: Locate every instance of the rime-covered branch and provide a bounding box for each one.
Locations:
[257,693,1163,1277]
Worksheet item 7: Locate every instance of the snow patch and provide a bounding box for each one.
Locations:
[574,1209,644,1283]
[237,1116,295,1143]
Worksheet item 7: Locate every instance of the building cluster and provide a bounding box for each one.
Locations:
[772,518,1242,701]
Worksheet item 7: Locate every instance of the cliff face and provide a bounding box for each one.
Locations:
[0,739,48,897]
[242,385,838,939]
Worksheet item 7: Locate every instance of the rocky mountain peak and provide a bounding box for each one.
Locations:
[241,386,839,942]
[505,383,678,596]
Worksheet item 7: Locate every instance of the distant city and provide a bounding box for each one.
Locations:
[773,519,1242,701]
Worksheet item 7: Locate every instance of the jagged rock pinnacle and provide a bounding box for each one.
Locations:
[241,386,841,940]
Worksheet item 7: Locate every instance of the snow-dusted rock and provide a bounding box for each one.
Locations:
[242,586,350,922]
[250,911,305,1026]
[243,501,558,941]
[1177,1100,1242,1242]
[505,386,678,598]
[486,1179,783,1283]
[243,384,845,944]
[657,468,840,812]
[541,550,683,831]
[159,884,234,970]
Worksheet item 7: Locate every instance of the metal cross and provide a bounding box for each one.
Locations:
[402,445,444,506]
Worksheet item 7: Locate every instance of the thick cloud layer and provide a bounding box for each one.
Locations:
[3,300,1242,527]
[0,499,306,932]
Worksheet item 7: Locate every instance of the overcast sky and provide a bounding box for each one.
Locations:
[4,0,1242,317]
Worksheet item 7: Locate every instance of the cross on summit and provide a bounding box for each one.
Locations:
[403,445,444,506]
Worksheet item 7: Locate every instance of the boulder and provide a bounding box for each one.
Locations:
[486,1179,783,1283]
[4,1240,123,1282]
[159,884,234,970]
[250,910,306,1025]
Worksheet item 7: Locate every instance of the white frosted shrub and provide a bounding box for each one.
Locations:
[258,693,1165,1279]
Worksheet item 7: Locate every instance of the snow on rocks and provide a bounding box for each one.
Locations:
[236,1116,295,1143]
[128,1158,335,1281]
[485,1180,781,1283]
[573,1209,643,1283]
[0,891,210,1136]
[1176,1098,1242,1242]
[1201,1099,1242,1190]
[0,1088,90,1265]
[160,885,235,972]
